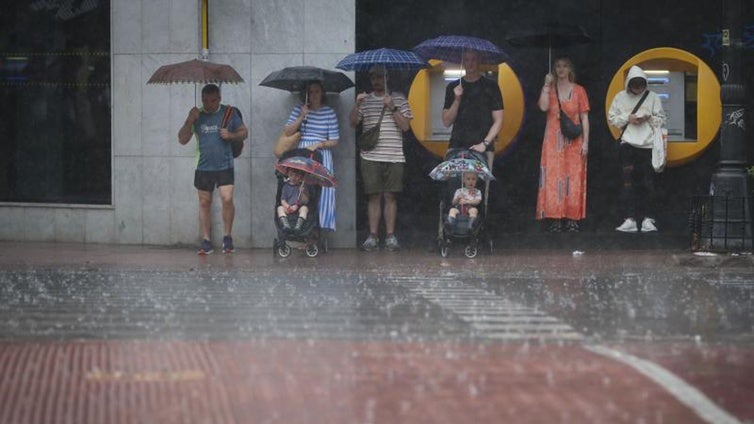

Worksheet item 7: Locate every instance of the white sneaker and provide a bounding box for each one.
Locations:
[641,218,658,232]
[616,218,638,233]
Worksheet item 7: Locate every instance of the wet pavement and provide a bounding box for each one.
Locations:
[0,241,752,423]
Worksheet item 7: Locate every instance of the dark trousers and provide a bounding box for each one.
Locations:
[618,143,656,220]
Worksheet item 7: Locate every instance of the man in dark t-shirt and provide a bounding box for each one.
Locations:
[442,49,504,157]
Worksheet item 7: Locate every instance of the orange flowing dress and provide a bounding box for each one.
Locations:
[536,84,590,221]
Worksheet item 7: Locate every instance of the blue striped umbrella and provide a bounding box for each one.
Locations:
[335,48,429,71]
[413,35,509,65]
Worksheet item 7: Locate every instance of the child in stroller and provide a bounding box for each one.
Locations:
[277,169,310,232]
[436,149,492,258]
[447,172,481,230]
[273,148,325,258]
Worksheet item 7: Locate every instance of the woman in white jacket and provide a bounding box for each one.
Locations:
[608,65,667,233]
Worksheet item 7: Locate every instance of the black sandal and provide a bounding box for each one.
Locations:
[547,220,562,233]
[565,220,580,232]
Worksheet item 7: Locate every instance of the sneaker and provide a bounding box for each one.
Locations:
[641,218,658,232]
[362,234,379,252]
[565,220,580,232]
[616,218,638,233]
[197,239,214,255]
[222,235,234,253]
[385,234,400,251]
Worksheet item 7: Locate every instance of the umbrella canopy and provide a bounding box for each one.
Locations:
[274,156,338,188]
[413,35,509,65]
[429,158,495,182]
[259,66,354,93]
[506,23,592,71]
[146,59,244,85]
[335,48,429,72]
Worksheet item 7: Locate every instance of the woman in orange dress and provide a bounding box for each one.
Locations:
[535,56,590,232]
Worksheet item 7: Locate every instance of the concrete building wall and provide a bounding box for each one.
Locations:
[0,0,356,249]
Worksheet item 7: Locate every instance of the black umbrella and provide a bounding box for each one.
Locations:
[506,23,592,72]
[259,66,354,93]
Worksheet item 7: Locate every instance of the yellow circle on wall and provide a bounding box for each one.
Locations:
[408,60,525,158]
[605,47,721,167]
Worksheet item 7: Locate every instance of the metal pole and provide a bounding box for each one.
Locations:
[708,0,751,251]
[201,0,209,59]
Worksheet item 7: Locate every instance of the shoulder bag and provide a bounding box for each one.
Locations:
[221,106,244,158]
[357,106,386,151]
[555,85,582,140]
[274,130,302,158]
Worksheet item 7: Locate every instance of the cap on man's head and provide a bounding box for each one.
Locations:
[368,65,387,76]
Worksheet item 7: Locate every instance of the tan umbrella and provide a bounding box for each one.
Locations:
[146,59,244,85]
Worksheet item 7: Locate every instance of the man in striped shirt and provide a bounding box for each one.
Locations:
[350,65,413,251]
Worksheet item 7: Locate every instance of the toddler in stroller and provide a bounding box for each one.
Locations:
[434,149,493,258]
[273,148,325,258]
[447,172,482,230]
[277,168,310,232]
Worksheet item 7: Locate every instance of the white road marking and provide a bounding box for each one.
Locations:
[585,345,741,424]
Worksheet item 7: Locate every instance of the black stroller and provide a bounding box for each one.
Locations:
[272,148,330,258]
[432,149,495,258]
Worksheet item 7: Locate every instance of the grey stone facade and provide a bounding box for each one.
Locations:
[0,0,357,248]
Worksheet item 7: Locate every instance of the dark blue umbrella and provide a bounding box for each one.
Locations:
[335,48,429,71]
[413,35,509,65]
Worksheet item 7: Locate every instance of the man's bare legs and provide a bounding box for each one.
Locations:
[197,190,213,241]
[218,184,235,236]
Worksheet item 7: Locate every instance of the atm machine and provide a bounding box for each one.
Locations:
[646,71,685,141]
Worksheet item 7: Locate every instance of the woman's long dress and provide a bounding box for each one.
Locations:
[286,105,339,231]
[536,84,590,221]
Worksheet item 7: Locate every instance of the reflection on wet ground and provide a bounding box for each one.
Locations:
[0,243,752,423]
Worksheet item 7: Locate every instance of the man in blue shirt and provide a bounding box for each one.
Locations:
[178,84,248,254]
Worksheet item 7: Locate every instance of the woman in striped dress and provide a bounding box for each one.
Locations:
[284,81,340,231]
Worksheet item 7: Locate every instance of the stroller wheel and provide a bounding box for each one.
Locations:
[305,244,319,257]
[278,243,292,258]
[464,245,478,259]
[440,244,449,258]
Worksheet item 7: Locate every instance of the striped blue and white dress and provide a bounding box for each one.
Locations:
[286,104,339,231]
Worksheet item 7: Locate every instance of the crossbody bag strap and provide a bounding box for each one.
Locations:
[618,90,650,139]
[555,84,578,123]
[376,105,387,126]
[221,105,235,129]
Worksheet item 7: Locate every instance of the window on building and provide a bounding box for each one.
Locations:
[0,1,111,204]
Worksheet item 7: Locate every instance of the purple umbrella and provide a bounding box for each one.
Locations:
[413,35,509,65]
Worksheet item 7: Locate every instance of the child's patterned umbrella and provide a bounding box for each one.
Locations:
[429,158,495,182]
[275,156,338,188]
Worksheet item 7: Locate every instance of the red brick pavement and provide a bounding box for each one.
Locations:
[0,340,715,424]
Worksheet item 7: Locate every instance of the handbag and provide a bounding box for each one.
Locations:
[221,106,244,158]
[357,106,387,151]
[555,85,582,140]
[615,90,650,143]
[652,127,667,172]
[274,130,301,158]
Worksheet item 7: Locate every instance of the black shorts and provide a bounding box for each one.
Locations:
[194,169,234,192]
